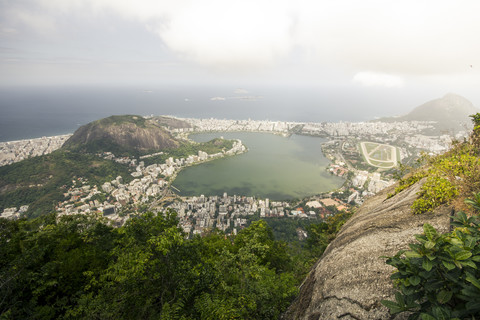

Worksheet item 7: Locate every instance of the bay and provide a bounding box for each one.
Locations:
[172,132,344,200]
[0,85,401,142]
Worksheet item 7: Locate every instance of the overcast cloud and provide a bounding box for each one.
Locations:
[1,0,479,95]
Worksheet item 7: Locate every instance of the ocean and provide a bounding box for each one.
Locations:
[0,85,422,142]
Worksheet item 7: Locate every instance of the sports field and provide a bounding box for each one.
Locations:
[360,142,399,168]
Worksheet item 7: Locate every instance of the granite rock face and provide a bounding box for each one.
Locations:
[64,115,179,154]
[283,181,452,320]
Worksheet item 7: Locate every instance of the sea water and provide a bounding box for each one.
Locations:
[0,85,405,142]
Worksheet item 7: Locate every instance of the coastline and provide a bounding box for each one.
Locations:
[0,134,72,167]
[0,133,73,145]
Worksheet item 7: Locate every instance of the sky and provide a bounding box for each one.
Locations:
[1,0,480,110]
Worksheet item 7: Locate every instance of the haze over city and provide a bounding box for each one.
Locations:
[1,0,480,119]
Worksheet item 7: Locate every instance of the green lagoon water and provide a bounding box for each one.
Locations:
[172,132,344,200]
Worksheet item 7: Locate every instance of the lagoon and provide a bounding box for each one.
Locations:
[172,132,344,200]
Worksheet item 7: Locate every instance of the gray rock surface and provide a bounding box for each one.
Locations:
[64,115,179,153]
[283,180,452,320]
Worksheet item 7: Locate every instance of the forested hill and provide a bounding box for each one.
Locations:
[0,150,133,218]
[0,209,351,319]
[63,115,180,155]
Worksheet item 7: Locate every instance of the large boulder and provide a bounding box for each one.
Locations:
[283,181,451,319]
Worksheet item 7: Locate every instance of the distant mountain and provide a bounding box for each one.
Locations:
[63,115,180,155]
[376,93,479,134]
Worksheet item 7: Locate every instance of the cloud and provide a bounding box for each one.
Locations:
[4,0,480,80]
[97,1,479,75]
[293,0,480,75]
[353,72,404,88]
[152,1,293,69]
[0,28,18,36]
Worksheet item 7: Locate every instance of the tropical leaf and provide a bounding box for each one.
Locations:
[466,272,480,290]
[423,224,437,241]
[436,290,452,304]
[381,300,404,314]
[409,276,421,286]
[405,251,422,258]
[424,241,435,250]
[442,261,456,270]
[422,259,433,272]
[455,251,472,261]
[421,313,436,320]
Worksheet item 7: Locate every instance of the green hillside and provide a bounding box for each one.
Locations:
[0,150,132,217]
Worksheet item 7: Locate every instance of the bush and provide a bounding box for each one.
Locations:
[382,196,480,319]
[388,113,480,214]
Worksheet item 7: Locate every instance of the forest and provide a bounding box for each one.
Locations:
[0,209,350,319]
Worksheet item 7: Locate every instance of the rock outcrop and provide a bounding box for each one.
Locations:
[283,180,452,320]
[63,115,179,155]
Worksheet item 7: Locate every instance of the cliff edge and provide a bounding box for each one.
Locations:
[283,180,452,320]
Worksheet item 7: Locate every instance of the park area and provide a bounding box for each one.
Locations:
[360,141,399,168]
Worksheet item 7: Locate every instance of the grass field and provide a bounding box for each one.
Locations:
[360,141,399,169]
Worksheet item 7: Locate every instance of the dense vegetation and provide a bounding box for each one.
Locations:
[0,150,132,217]
[142,138,235,166]
[0,209,351,319]
[388,114,480,214]
[96,115,147,128]
[382,114,480,318]
[382,196,480,319]
[0,132,235,218]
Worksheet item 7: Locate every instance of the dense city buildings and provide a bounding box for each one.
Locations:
[0,134,71,166]
[1,116,466,236]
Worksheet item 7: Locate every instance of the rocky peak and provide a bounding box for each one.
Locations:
[63,115,180,155]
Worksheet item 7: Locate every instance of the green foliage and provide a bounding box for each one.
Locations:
[410,146,480,214]
[248,216,318,244]
[0,213,117,319]
[411,177,458,214]
[0,211,305,320]
[0,150,132,217]
[306,211,353,255]
[388,114,480,214]
[382,196,480,319]
[98,115,147,128]
[387,171,426,199]
[69,137,142,157]
[143,138,235,166]
[470,113,480,145]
